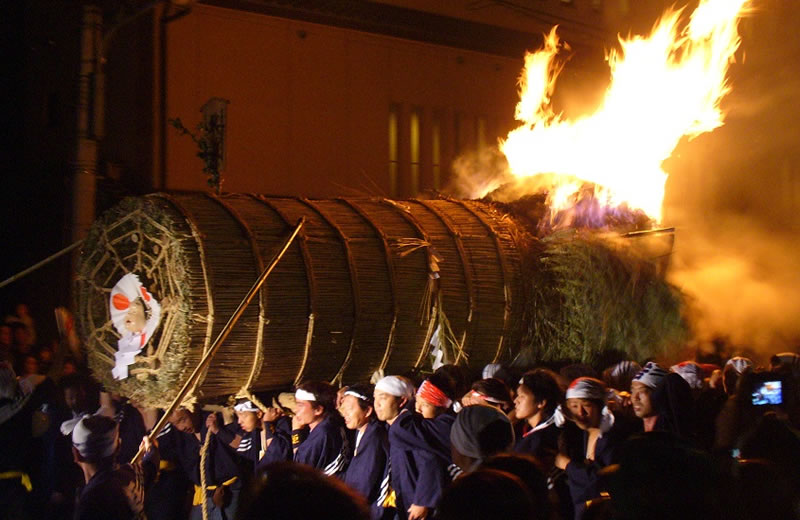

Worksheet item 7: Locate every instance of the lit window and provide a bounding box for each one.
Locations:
[476,115,487,150]
[432,112,441,191]
[389,104,400,197]
[454,112,462,155]
[410,108,421,196]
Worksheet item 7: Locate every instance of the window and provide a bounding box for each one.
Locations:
[476,115,487,150]
[454,112,463,155]
[432,112,441,191]
[410,107,421,196]
[389,104,400,197]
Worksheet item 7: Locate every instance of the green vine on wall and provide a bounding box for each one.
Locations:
[169,112,226,195]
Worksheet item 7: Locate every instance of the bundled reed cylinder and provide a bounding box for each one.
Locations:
[76,193,529,407]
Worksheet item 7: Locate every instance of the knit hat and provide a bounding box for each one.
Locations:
[375,376,415,399]
[632,362,669,390]
[450,404,514,460]
[670,361,704,390]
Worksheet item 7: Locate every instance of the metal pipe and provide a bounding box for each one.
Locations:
[621,227,676,238]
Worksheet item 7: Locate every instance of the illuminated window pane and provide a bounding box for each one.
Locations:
[432,113,441,191]
[410,108,420,195]
[389,104,399,197]
[476,116,487,149]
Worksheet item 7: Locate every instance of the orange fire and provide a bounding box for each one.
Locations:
[499,0,751,223]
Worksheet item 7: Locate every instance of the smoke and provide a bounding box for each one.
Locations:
[667,212,800,359]
[662,0,800,360]
[445,147,513,200]
[445,0,800,361]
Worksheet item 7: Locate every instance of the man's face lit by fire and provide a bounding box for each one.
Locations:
[373,390,404,423]
[566,398,602,430]
[514,384,544,421]
[294,399,323,428]
[415,396,443,419]
[169,408,197,434]
[630,381,655,419]
[340,395,372,430]
[236,410,262,433]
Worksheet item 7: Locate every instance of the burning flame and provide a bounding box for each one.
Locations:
[500,0,751,223]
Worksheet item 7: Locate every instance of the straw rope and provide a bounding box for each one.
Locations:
[199,430,212,520]
[237,387,269,413]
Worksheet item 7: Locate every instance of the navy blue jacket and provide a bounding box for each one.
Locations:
[388,410,455,517]
[294,415,348,476]
[344,420,390,519]
[561,420,627,520]
[234,418,293,472]
[145,421,192,520]
[172,412,243,489]
[514,421,560,462]
[74,447,159,520]
[254,417,293,472]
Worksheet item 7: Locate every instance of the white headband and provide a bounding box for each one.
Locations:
[632,362,669,390]
[566,377,606,401]
[482,363,502,379]
[725,357,753,375]
[343,390,369,402]
[375,376,415,399]
[295,389,317,402]
[234,400,261,413]
[670,362,704,390]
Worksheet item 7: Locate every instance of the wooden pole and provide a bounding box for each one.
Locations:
[131,217,306,464]
[0,240,84,290]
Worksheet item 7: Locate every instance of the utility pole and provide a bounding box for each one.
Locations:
[72,3,102,245]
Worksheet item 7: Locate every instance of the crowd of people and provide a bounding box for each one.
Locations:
[1,302,800,520]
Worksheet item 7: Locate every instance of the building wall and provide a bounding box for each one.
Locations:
[163,4,523,198]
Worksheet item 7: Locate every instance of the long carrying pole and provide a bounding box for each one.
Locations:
[131,217,306,464]
[0,240,84,290]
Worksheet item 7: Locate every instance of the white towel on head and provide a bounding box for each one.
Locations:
[375,376,415,399]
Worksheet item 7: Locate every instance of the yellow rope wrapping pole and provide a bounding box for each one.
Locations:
[199,430,213,520]
[131,217,306,464]
[0,240,84,290]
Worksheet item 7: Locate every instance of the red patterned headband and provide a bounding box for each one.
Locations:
[416,380,452,408]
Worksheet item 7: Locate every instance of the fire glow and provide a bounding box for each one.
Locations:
[499,0,751,223]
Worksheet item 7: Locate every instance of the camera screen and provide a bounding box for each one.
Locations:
[751,380,782,405]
